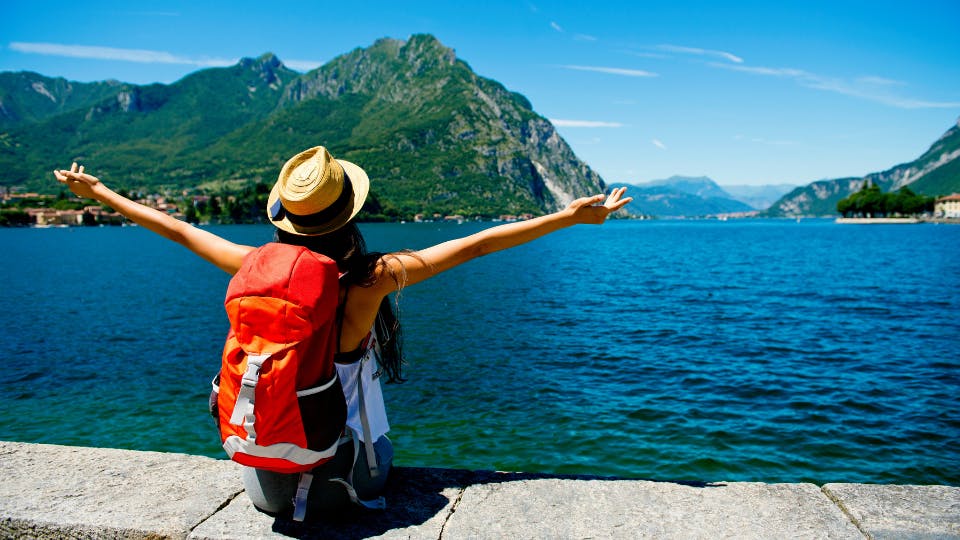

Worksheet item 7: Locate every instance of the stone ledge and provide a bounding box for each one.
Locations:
[0,440,241,539]
[823,483,960,540]
[2,441,958,539]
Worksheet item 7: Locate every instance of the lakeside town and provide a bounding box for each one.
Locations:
[0,189,541,227]
[3,186,959,227]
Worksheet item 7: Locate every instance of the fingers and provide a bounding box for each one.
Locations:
[608,196,633,212]
[600,187,630,212]
[604,186,627,206]
[55,163,94,181]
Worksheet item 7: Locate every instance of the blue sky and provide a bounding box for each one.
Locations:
[3,0,959,186]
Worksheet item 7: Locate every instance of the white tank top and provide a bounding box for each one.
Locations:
[335,330,390,443]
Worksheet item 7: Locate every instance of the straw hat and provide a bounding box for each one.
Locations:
[267,146,370,235]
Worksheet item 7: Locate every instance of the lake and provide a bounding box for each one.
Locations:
[1,219,958,485]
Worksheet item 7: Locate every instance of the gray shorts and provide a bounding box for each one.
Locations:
[242,434,393,517]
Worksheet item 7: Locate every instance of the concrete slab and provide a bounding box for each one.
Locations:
[0,441,241,539]
[443,475,865,539]
[191,466,470,540]
[4,441,958,540]
[823,483,960,540]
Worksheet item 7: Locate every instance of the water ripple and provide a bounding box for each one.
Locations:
[2,221,959,485]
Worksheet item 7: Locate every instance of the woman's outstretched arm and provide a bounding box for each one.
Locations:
[54,163,254,274]
[373,187,632,294]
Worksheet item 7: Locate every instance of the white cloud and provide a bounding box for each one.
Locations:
[574,34,598,42]
[562,64,658,77]
[9,42,236,67]
[711,63,804,77]
[652,139,667,150]
[551,119,624,128]
[657,44,743,63]
[710,61,960,109]
[857,76,906,86]
[624,51,668,59]
[550,21,564,32]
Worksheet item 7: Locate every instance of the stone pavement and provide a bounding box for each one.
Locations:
[1,441,957,539]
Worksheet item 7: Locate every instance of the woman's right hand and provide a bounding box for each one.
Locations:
[562,186,632,225]
[53,162,104,200]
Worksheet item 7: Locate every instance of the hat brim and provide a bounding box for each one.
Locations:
[267,159,370,236]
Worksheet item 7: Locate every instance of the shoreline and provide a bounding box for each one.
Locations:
[835,217,921,224]
[835,217,960,224]
[6,215,960,228]
[2,441,958,538]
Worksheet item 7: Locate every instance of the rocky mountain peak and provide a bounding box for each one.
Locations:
[237,52,286,88]
[239,52,281,69]
[398,34,456,72]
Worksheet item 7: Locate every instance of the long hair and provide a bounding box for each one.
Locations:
[275,224,406,383]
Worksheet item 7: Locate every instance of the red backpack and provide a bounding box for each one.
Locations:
[212,242,346,474]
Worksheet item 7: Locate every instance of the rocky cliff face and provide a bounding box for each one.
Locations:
[765,118,960,216]
[280,34,604,213]
[868,119,960,192]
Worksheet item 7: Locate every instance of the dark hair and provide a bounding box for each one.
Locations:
[275,223,406,383]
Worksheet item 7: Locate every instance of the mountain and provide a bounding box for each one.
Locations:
[640,175,734,199]
[617,175,754,217]
[764,118,960,216]
[0,72,126,129]
[0,35,603,218]
[721,183,798,210]
[0,53,303,190]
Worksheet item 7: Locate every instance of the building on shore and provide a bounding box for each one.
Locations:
[27,209,83,226]
[934,194,960,219]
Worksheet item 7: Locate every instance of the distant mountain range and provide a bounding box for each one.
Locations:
[621,116,960,218]
[615,176,794,217]
[0,34,603,218]
[722,184,799,211]
[763,118,960,217]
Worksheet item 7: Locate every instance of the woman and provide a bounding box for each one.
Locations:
[54,145,631,517]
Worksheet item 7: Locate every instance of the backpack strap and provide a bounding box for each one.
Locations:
[335,280,349,354]
[357,361,379,478]
[328,433,386,510]
[292,472,313,522]
[335,277,379,479]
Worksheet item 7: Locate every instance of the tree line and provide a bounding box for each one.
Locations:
[836,183,934,218]
[0,184,273,226]
[1,181,399,226]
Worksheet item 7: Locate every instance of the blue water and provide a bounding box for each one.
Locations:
[1,220,958,485]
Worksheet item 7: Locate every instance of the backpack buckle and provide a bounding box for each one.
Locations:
[240,354,270,387]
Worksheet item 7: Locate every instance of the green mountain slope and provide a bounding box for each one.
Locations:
[0,54,300,187]
[764,118,960,216]
[0,35,604,218]
[0,72,124,129]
